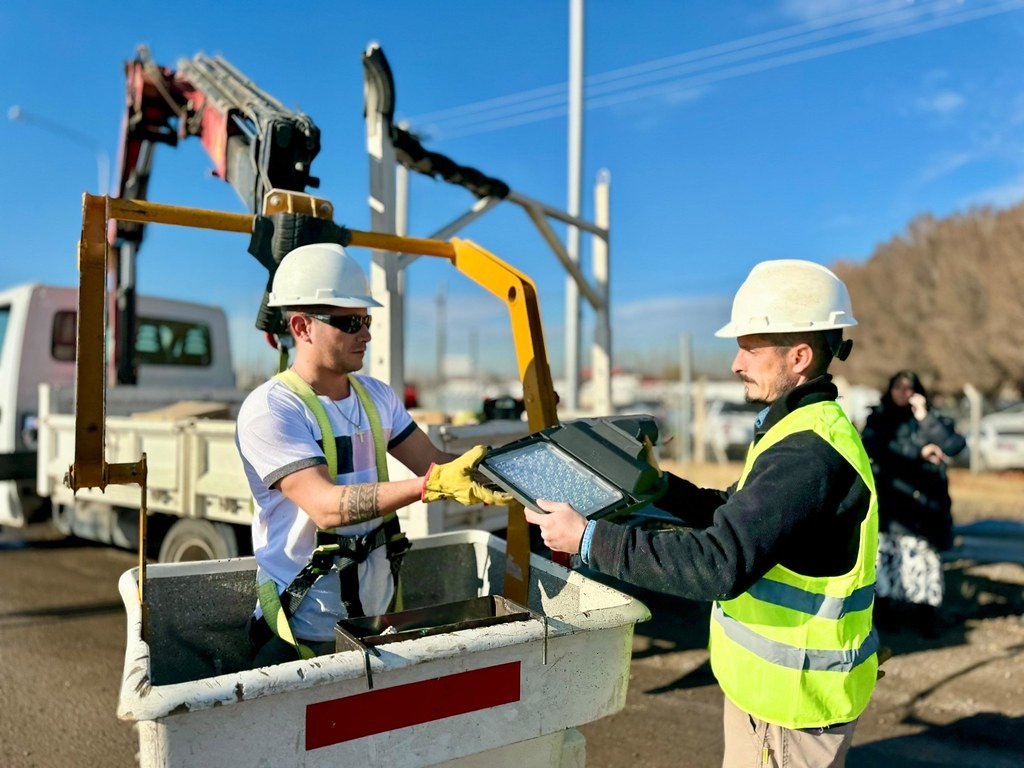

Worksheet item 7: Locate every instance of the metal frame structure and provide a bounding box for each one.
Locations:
[361,43,612,416]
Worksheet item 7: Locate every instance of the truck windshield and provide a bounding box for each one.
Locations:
[50,311,214,368]
[134,318,212,367]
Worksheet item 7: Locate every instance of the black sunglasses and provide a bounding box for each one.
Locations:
[305,313,372,334]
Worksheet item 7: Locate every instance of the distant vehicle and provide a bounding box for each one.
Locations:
[481,395,526,422]
[973,403,1024,471]
[616,400,668,425]
[706,399,762,460]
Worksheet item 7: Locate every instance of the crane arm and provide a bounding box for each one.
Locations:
[109,46,322,384]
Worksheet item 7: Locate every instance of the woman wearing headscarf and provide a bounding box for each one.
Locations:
[861,370,966,635]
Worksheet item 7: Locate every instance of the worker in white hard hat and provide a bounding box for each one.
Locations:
[525,259,881,767]
[236,242,511,666]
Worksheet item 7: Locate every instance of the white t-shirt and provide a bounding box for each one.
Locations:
[235,374,417,641]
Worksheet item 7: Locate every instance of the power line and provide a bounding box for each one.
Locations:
[588,0,1024,110]
[414,0,1014,137]
[406,0,913,127]
[405,0,1024,141]
[585,0,914,87]
[583,0,938,99]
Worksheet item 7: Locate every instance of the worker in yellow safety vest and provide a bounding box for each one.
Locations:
[525,259,880,768]
[236,242,511,666]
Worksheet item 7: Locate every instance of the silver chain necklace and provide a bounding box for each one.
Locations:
[312,383,365,443]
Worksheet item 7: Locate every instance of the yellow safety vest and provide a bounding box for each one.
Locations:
[708,400,879,728]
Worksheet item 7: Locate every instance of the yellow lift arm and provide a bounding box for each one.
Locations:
[68,191,559,632]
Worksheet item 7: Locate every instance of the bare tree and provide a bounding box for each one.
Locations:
[834,203,1024,398]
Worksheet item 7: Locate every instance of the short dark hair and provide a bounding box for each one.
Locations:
[771,330,847,375]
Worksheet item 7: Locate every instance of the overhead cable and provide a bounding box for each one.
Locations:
[405,0,1024,141]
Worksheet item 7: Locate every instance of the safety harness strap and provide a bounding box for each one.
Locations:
[257,577,316,659]
[348,374,388,478]
[337,373,411,612]
[276,369,340,474]
[255,370,409,659]
[279,517,404,617]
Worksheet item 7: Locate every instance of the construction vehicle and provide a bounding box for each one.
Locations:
[28,43,617,564]
[41,42,649,766]
[28,46,528,560]
[5,47,333,554]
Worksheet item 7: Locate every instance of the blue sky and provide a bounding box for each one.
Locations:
[3,1,1023,381]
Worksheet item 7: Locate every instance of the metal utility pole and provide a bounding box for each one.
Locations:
[469,327,479,379]
[590,170,612,416]
[564,0,585,410]
[361,42,612,417]
[363,54,405,395]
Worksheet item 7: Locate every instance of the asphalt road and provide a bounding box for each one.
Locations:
[0,524,138,767]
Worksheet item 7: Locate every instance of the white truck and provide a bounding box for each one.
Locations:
[0,281,240,531]
[1,282,526,562]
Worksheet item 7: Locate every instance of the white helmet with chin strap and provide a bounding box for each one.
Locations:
[268,242,382,309]
[715,259,856,360]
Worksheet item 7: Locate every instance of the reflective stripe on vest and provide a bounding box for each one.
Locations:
[709,400,879,728]
[256,370,400,659]
[711,603,879,672]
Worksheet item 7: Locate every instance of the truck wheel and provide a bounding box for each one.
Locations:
[52,504,74,536]
[157,519,239,562]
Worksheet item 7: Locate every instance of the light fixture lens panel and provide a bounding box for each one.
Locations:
[483,441,624,516]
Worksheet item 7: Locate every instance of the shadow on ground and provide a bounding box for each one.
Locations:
[849,713,1024,768]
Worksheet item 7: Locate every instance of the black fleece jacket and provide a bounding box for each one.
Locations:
[586,375,873,602]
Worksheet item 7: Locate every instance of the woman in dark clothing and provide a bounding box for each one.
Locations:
[861,370,966,634]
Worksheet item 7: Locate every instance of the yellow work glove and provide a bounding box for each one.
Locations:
[642,436,662,477]
[421,445,514,506]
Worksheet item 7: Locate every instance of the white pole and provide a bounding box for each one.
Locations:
[564,0,585,411]
[364,78,404,394]
[591,170,612,416]
[436,283,446,387]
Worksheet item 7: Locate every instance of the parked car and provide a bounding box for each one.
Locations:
[973,403,1024,471]
[705,400,762,460]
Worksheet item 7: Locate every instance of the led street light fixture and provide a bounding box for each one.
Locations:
[479,415,668,520]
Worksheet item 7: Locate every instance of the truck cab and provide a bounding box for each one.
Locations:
[0,282,236,527]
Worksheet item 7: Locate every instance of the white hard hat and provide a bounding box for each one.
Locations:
[268,242,382,309]
[715,259,856,338]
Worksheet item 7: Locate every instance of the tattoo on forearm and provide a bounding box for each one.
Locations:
[339,483,380,524]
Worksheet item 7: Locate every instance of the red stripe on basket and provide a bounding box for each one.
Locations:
[305,661,521,750]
